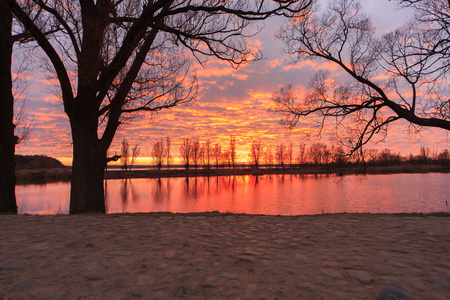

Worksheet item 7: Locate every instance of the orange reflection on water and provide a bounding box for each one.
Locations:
[15,173,450,215]
[16,182,70,214]
[103,173,450,215]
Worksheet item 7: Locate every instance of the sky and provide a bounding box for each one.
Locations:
[14,0,450,166]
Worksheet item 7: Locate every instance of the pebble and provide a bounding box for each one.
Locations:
[347,270,374,284]
[377,282,410,300]
[0,214,448,299]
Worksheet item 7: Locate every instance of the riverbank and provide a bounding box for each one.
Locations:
[15,164,450,183]
[0,213,448,299]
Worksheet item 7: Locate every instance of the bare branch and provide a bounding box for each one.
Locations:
[273,0,450,156]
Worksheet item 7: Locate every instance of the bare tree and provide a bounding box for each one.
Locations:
[120,138,130,171]
[308,143,326,165]
[378,149,402,165]
[272,0,450,159]
[213,142,221,169]
[129,144,140,170]
[180,137,191,170]
[418,146,431,164]
[223,150,231,168]
[229,136,236,168]
[190,139,201,169]
[8,0,314,213]
[276,143,286,168]
[0,1,17,213]
[202,140,212,169]
[249,140,263,168]
[437,149,450,164]
[297,143,307,164]
[166,136,171,167]
[331,145,346,166]
[365,148,379,164]
[264,147,274,168]
[152,139,165,170]
[322,145,331,164]
[287,143,294,167]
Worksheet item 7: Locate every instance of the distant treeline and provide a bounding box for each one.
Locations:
[140,137,450,170]
[15,155,65,170]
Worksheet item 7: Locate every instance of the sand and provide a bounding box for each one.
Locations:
[0,213,449,299]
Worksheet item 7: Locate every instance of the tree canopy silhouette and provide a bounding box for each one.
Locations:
[272,0,450,157]
[7,0,314,213]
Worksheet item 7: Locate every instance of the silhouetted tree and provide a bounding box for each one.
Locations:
[308,143,326,165]
[213,142,221,169]
[7,0,314,213]
[287,143,294,168]
[223,150,231,169]
[250,140,263,169]
[378,149,402,165]
[437,149,450,165]
[0,1,17,213]
[152,139,165,170]
[180,138,191,170]
[264,147,274,168]
[229,136,236,168]
[190,139,201,169]
[276,143,286,168]
[272,0,450,158]
[166,136,171,167]
[120,138,130,171]
[308,143,323,165]
[297,143,307,165]
[418,147,431,164]
[322,145,331,164]
[130,144,140,170]
[331,145,346,167]
[366,149,379,165]
[202,140,212,169]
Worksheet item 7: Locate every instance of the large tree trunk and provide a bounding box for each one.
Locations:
[69,115,107,214]
[0,2,17,214]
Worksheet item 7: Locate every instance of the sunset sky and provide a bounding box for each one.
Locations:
[15,0,450,166]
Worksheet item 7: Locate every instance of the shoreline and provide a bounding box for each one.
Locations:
[1,213,449,299]
[15,164,450,184]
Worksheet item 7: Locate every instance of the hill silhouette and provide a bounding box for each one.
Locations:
[15,155,65,170]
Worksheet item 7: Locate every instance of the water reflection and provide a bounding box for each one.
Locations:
[16,182,70,214]
[16,173,450,215]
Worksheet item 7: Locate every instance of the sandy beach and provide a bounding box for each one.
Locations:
[0,213,449,299]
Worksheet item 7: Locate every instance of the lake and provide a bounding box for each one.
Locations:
[16,173,450,215]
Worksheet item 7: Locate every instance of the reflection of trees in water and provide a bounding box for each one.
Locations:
[153,178,165,203]
[184,176,189,196]
[150,178,175,205]
[183,177,207,200]
[219,175,237,190]
[206,176,211,193]
[120,179,128,212]
[131,181,139,203]
[119,179,139,212]
[104,180,109,212]
[215,176,220,193]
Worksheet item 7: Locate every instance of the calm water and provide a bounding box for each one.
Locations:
[16,173,450,215]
